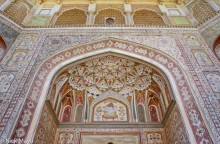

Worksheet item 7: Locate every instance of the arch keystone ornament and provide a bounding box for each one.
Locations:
[11,38,213,143]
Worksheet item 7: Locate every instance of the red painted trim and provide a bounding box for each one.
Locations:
[213,34,220,49]
[0,36,6,49]
[213,34,220,60]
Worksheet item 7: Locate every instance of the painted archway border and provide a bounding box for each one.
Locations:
[11,38,212,143]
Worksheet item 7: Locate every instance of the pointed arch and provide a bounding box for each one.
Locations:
[91,97,130,122]
[95,8,125,25]
[61,105,72,122]
[133,9,165,25]
[11,38,212,143]
[137,104,146,122]
[75,104,83,123]
[55,8,87,25]
[191,1,215,23]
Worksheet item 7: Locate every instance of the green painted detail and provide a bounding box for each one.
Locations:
[172,17,190,25]
[28,17,50,26]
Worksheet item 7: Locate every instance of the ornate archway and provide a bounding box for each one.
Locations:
[11,38,212,143]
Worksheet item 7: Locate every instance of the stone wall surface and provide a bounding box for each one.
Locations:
[0,26,219,144]
[200,15,220,47]
[164,105,189,144]
[0,22,20,48]
[34,103,57,144]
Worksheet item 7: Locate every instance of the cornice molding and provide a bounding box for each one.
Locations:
[198,12,220,32]
[0,11,23,32]
[46,100,174,129]
[0,10,219,32]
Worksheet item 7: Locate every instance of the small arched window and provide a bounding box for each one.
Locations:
[55,9,87,25]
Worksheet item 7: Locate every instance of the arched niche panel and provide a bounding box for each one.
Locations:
[92,98,129,122]
[133,9,165,25]
[56,87,74,122]
[137,104,146,122]
[75,105,83,123]
[149,105,159,122]
[62,105,72,122]
[55,9,87,25]
[13,38,213,143]
[95,9,125,25]
[147,92,162,122]
[47,54,172,124]
[55,82,73,115]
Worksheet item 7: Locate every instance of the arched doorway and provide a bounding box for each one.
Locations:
[10,38,212,144]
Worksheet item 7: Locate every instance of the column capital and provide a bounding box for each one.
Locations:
[159,0,163,5]
[90,0,95,4]
[124,11,133,15]
[87,11,96,15]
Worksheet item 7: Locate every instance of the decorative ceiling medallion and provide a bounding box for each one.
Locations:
[68,55,153,95]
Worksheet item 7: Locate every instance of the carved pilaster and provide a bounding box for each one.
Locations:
[124,12,134,25]
[86,3,96,25]
[161,12,172,25]
[86,12,95,25]
[124,3,133,25]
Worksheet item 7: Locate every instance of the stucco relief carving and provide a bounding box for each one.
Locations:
[58,133,75,144]
[112,35,183,63]
[93,98,128,122]
[0,72,15,93]
[146,133,163,144]
[20,35,36,46]
[206,72,220,93]
[192,50,213,66]
[184,35,200,46]
[0,28,217,144]
[7,50,29,69]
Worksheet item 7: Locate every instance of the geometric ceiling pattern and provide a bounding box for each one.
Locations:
[67,55,153,95]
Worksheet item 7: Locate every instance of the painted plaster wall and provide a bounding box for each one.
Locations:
[0,22,20,48]
[34,103,57,144]
[55,128,165,144]
[0,28,219,144]
[164,104,189,144]
[200,15,220,47]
